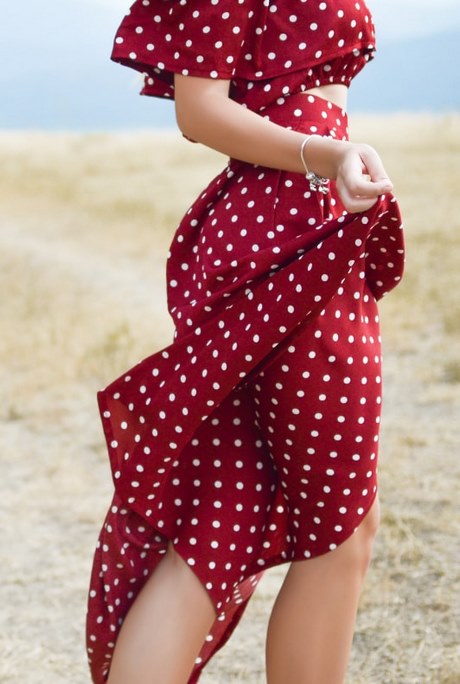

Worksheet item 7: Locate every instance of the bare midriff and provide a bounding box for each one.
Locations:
[302,83,348,110]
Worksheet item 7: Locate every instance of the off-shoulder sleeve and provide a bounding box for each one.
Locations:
[110,0,259,99]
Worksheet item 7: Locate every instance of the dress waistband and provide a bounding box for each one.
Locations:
[256,92,349,139]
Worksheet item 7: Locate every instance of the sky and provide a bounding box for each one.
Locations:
[1,0,459,130]
[369,0,460,41]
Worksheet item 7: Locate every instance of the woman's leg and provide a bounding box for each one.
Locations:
[107,544,216,684]
[266,497,380,684]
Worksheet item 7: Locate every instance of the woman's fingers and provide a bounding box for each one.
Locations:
[336,144,393,212]
[359,145,393,186]
[336,177,380,213]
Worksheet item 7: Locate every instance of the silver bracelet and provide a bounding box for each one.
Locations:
[300,135,330,195]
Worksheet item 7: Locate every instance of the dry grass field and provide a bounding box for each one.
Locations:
[0,114,459,683]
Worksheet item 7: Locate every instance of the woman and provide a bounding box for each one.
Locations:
[87,1,405,682]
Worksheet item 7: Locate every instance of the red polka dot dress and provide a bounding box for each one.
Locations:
[86,2,405,682]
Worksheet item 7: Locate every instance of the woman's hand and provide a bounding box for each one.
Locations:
[334,143,393,213]
[301,136,393,213]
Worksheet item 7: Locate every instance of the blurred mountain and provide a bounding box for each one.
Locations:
[350,29,460,114]
[1,2,173,130]
[1,2,458,131]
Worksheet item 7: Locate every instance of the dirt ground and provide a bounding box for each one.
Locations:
[0,115,459,683]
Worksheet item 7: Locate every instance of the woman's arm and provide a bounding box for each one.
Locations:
[174,75,393,214]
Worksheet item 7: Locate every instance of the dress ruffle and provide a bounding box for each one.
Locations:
[110,0,376,99]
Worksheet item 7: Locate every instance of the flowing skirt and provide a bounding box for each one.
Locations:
[86,94,404,683]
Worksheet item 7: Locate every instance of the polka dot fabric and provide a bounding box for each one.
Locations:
[87,3,405,682]
[111,0,376,106]
[87,92,404,683]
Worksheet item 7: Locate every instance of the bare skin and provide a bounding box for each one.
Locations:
[107,79,387,683]
[266,498,380,684]
[107,544,217,684]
